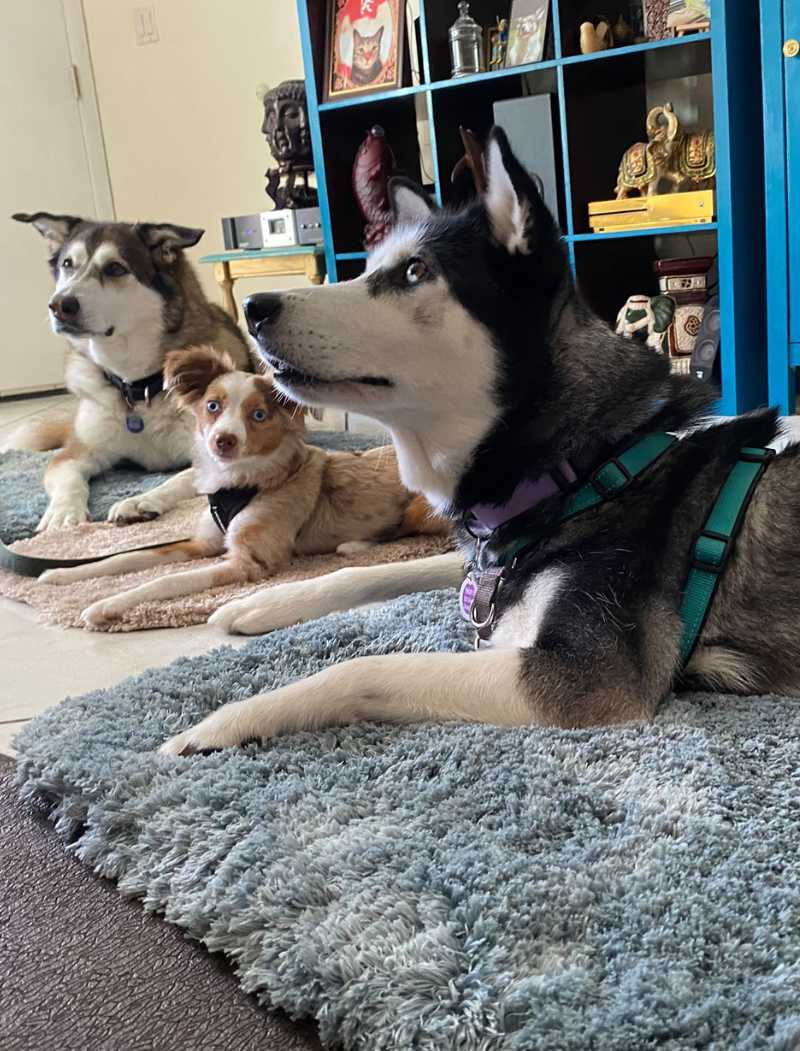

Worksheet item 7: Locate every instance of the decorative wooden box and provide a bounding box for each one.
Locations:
[588,190,715,232]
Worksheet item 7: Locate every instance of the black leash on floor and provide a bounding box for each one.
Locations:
[0,534,193,578]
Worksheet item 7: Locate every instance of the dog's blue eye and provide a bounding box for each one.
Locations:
[104,262,128,278]
[252,408,268,422]
[206,400,220,413]
[405,258,428,285]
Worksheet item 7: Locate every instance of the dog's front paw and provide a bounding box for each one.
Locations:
[81,597,124,629]
[208,593,265,633]
[37,501,89,531]
[209,584,302,635]
[336,540,376,555]
[107,493,163,525]
[159,702,251,756]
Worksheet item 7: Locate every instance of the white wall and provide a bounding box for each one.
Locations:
[82,0,306,306]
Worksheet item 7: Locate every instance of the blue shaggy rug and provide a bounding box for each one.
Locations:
[0,431,380,543]
[13,590,800,1050]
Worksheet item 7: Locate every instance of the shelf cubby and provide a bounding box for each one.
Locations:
[431,67,560,211]
[319,94,426,255]
[573,228,718,326]
[297,0,766,413]
[563,37,712,234]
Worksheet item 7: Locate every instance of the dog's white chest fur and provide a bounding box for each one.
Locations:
[490,566,566,649]
[73,391,193,471]
[68,352,193,470]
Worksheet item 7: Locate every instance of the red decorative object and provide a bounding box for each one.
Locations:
[352,125,397,250]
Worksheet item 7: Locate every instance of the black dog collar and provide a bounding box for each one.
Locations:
[208,487,259,533]
[104,368,165,408]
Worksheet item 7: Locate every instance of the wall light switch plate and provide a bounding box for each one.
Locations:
[134,6,159,46]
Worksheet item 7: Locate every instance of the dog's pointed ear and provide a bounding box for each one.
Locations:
[483,126,556,255]
[13,211,82,256]
[388,177,436,225]
[137,222,205,264]
[164,346,234,406]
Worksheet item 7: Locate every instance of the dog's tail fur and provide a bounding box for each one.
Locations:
[0,409,73,453]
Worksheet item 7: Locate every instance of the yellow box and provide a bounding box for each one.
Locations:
[588,190,715,232]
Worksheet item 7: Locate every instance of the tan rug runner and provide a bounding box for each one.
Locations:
[0,498,451,632]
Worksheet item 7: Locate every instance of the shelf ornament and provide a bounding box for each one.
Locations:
[615,103,715,200]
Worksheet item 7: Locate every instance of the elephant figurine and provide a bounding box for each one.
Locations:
[615,293,675,352]
[615,103,715,199]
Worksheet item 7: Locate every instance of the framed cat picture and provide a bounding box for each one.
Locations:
[504,0,550,68]
[323,0,405,102]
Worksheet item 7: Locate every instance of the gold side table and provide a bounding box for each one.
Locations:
[199,246,326,322]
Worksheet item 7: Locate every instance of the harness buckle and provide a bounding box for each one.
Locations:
[589,457,632,496]
[738,447,776,464]
[691,529,734,574]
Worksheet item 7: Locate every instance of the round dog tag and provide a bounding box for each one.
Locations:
[126,413,145,434]
[459,575,477,622]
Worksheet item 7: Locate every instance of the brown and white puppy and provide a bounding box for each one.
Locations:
[5,213,253,530]
[39,346,448,628]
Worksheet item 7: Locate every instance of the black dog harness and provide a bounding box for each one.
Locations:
[461,433,773,665]
[208,487,259,533]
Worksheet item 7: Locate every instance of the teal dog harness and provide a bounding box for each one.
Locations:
[461,434,773,662]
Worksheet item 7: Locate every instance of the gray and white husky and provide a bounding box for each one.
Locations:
[161,128,800,757]
[6,213,252,530]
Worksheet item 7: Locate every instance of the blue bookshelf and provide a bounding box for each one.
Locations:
[761,0,799,414]
[297,0,766,414]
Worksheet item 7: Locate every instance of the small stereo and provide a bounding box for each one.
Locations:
[689,294,721,382]
[221,214,263,251]
[222,208,323,251]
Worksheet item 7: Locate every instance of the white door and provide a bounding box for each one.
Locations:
[0,0,112,396]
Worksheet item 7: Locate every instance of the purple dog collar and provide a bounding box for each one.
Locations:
[465,461,577,535]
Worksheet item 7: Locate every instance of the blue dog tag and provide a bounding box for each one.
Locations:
[126,413,145,434]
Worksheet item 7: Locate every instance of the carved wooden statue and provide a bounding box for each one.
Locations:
[261,80,318,210]
[615,103,715,199]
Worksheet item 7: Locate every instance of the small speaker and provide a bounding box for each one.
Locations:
[221,217,237,251]
[220,214,264,251]
[689,294,721,382]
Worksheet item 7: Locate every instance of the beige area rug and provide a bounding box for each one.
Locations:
[0,498,451,632]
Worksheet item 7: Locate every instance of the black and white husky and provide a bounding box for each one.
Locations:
[5,214,252,530]
[161,128,799,756]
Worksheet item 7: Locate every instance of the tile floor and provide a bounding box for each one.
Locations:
[0,393,250,756]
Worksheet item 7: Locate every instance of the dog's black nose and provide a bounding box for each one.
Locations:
[49,294,80,320]
[243,293,282,336]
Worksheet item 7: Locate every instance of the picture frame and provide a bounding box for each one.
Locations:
[504,0,550,68]
[485,17,509,72]
[323,0,405,103]
[666,0,711,34]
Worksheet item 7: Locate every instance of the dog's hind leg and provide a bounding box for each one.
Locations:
[38,440,110,531]
[0,411,73,453]
[160,647,530,755]
[209,550,464,635]
[107,467,197,525]
[39,535,222,586]
[398,493,451,537]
